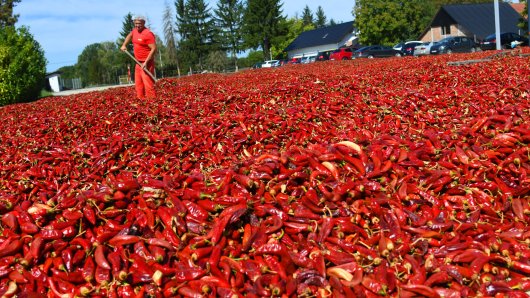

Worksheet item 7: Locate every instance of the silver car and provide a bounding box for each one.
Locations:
[414,42,435,56]
[262,60,280,68]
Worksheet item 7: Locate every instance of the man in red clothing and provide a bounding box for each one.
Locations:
[121,15,157,99]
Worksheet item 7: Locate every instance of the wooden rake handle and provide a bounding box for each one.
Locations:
[123,50,157,82]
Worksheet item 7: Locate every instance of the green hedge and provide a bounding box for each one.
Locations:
[0,26,47,106]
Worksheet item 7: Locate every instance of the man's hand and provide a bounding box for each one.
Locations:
[120,46,127,52]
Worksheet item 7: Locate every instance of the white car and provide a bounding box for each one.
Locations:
[301,55,317,64]
[414,42,435,56]
[262,60,280,68]
[393,40,422,52]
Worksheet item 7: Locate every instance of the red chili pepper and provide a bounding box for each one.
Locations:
[173,266,206,283]
[316,217,334,243]
[116,284,135,298]
[70,237,91,252]
[324,244,355,265]
[1,211,18,230]
[161,228,182,249]
[94,244,111,270]
[83,205,97,226]
[134,241,156,263]
[145,237,174,250]
[183,200,209,222]
[51,267,86,284]
[400,284,440,298]
[61,226,76,238]
[47,277,75,298]
[95,230,117,244]
[253,242,287,256]
[104,250,121,274]
[177,286,203,298]
[108,234,141,247]
[511,198,525,221]
[8,269,28,284]
[205,203,247,244]
[0,238,22,258]
[147,244,166,263]
[156,206,186,234]
[404,254,426,285]
[291,201,321,220]
[94,265,111,285]
[113,178,140,193]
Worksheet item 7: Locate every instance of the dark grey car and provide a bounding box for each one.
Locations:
[430,36,479,54]
[480,32,529,50]
[353,45,403,59]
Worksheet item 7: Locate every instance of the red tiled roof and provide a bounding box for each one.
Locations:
[510,3,525,16]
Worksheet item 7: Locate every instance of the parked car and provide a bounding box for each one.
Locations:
[288,57,302,64]
[316,50,334,61]
[393,41,422,52]
[430,36,479,54]
[414,42,435,56]
[479,32,528,50]
[401,41,423,56]
[261,60,280,68]
[329,47,354,60]
[252,62,262,69]
[301,54,318,64]
[353,45,403,59]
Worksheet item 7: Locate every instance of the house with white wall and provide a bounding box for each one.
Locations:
[284,21,358,59]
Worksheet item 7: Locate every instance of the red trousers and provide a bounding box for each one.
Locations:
[134,61,156,99]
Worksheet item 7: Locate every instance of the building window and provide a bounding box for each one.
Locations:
[442,25,451,35]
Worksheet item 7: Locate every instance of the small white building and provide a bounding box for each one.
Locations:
[46,72,62,92]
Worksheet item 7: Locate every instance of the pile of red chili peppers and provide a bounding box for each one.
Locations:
[1,49,530,297]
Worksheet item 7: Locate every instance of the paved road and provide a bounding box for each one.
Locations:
[52,84,133,96]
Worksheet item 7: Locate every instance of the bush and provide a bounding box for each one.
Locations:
[0,26,47,106]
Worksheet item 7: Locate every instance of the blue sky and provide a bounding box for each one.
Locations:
[14,0,355,72]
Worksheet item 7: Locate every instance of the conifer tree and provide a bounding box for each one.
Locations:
[0,0,21,28]
[315,6,327,28]
[214,0,244,71]
[163,2,180,76]
[176,0,216,71]
[117,13,134,52]
[242,0,286,60]
[301,5,314,27]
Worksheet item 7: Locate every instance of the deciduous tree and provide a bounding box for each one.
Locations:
[0,26,46,105]
[271,17,313,59]
[76,43,105,87]
[354,0,434,46]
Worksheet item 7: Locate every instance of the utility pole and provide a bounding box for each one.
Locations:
[494,0,501,50]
